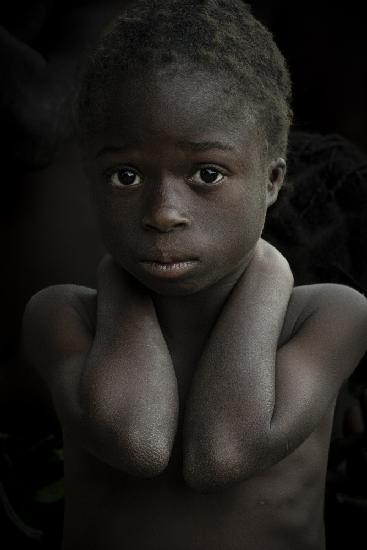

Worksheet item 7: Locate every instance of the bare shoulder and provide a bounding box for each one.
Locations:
[288,282,367,328]
[22,284,97,376]
[280,283,367,377]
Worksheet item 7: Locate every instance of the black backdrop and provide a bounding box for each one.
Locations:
[0,2,366,549]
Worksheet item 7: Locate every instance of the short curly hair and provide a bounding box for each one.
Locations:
[77,0,293,159]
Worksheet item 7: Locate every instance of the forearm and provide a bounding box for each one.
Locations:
[78,327,177,476]
[183,239,294,490]
[77,258,178,477]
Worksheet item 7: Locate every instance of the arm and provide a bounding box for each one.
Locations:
[22,257,178,477]
[183,239,367,491]
[183,238,293,490]
[21,283,94,432]
[78,256,178,476]
[268,282,367,460]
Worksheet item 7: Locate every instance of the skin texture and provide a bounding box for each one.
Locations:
[83,69,279,297]
[78,257,179,477]
[22,70,367,550]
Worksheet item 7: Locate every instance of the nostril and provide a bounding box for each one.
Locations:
[142,207,190,232]
[143,219,188,233]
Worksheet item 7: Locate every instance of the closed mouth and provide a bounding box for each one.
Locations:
[139,259,199,277]
[139,254,198,263]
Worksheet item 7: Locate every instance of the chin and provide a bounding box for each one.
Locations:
[138,277,207,297]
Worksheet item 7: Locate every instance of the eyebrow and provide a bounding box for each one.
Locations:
[176,140,236,152]
[96,140,235,158]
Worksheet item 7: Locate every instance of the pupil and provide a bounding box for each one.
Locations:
[119,170,136,185]
[201,168,217,183]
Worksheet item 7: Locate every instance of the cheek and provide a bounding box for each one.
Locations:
[204,182,267,254]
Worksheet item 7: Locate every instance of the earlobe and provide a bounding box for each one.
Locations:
[266,158,286,208]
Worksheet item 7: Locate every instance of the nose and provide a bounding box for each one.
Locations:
[142,205,190,232]
[141,184,190,233]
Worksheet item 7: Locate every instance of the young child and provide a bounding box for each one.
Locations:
[21,1,367,548]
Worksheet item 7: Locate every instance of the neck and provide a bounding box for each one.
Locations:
[151,249,256,344]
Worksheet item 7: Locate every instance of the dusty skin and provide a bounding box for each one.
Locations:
[22,71,367,549]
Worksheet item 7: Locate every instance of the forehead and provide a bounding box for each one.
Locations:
[85,68,265,158]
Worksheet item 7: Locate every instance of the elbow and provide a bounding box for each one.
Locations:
[183,443,256,493]
[78,381,173,477]
[183,427,273,493]
[123,430,172,477]
[81,408,173,477]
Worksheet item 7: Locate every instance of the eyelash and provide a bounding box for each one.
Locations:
[188,166,226,187]
[106,166,142,188]
[105,165,228,188]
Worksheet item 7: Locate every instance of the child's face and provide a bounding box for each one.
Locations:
[83,69,280,295]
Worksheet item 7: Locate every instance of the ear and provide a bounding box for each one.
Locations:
[266,158,286,208]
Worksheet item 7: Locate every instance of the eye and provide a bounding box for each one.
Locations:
[107,167,142,188]
[189,167,225,186]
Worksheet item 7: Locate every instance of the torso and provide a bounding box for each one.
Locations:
[62,407,334,550]
[61,285,335,550]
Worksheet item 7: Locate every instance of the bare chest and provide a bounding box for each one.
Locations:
[62,403,334,550]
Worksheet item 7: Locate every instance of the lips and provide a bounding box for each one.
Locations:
[138,257,199,279]
[140,256,197,263]
[139,252,199,264]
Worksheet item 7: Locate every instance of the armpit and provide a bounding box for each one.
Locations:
[277,285,316,349]
[75,287,97,337]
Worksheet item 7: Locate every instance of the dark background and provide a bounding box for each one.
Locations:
[0,1,366,548]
